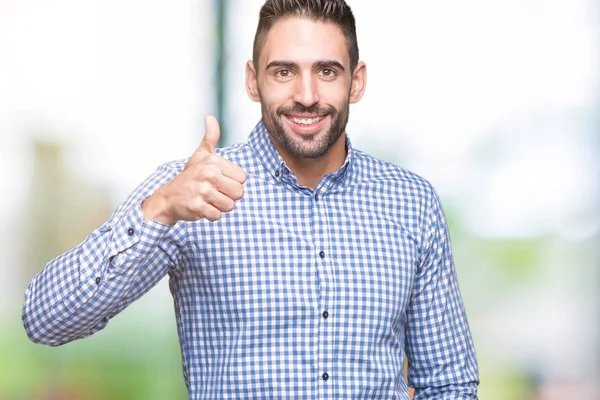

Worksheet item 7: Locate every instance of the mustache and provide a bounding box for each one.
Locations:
[276,103,337,116]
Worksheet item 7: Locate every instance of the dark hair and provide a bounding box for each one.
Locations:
[252,0,359,71]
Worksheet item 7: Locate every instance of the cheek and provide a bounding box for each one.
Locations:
[317,79,351,103]
[322,90,350,111]
[261,80,295,103]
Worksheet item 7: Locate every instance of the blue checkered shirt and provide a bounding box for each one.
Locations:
[23,120,479,399]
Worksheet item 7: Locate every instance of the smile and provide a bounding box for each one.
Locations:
[283,114,329,135]
[289,116,325,125]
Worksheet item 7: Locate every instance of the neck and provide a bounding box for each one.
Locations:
[274,133,347,190]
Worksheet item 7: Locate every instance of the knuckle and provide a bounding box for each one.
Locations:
[204,153,219,166]
[188,197,205,214]
[202,167,219,184]
[196,182,212,197]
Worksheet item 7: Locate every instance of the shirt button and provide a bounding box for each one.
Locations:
[95,277,101,284]
[127,227,135,236]
[319,251,325,259]
[322,372,329,381]
[314,193,319,201]
[322,311,329,319]
[275,170,280,177]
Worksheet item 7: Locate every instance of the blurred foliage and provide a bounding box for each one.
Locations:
[0,309,187,400]
[478,368,535,400]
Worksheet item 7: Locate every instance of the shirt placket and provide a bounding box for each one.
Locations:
[312,179,337,399]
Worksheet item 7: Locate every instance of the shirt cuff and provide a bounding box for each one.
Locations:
[108,203,176,272]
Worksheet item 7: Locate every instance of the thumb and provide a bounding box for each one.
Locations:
[199,115,221,153]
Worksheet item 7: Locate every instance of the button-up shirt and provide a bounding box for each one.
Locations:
[23,120,479,399]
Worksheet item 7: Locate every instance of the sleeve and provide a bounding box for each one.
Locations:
[405,187,479,399]
[22,162,188,346]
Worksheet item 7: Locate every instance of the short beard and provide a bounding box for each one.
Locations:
[260,98,350,159]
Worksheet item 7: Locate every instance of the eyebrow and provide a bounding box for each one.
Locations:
[265,60,345,72]
[314,60,345,72]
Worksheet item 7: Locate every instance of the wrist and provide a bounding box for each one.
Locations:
[141,189,176,225]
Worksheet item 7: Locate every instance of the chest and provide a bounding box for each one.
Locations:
[181,180,421,327]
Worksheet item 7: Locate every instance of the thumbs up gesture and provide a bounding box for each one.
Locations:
[142,116,247,224]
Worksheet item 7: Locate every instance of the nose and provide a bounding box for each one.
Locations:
[292,73,320,107]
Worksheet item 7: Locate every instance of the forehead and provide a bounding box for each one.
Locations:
[259,17,349,68]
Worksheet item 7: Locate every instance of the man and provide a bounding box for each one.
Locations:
[23,0,479,398]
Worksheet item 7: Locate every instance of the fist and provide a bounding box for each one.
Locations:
[142,116,247,224]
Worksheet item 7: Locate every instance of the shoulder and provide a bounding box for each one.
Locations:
[156,158,187,175]
[350,149,443,249]
[214,141,250,161]
[352,149,437,200]
[214,141,263,175]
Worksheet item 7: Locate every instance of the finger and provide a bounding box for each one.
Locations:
[215,177,245,201]
[189,198,222,222]
[207,190,236,213]
[198,115,221,154]
[218,158,247,184]
[201,204,222,222]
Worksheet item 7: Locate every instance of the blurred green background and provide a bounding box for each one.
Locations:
[0,0,598,399]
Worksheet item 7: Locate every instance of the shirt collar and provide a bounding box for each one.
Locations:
[248,120,355,189]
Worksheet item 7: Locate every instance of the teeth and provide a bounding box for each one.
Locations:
[291,116,324,125]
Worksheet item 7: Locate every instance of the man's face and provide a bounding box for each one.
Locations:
[247,17,365,160]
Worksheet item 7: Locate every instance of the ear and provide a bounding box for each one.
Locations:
[245,60,260,102]
[349,61,367,104]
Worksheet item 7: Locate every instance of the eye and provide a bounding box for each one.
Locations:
[318,68,336,79]
[274,69,294,80]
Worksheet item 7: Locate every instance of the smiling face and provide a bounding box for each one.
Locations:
[246,17,366,161]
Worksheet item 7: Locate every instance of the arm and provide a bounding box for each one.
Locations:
[22,163,187,346]
[405,187,479,399]
[23,116,246,347]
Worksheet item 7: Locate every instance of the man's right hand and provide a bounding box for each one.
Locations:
[142,115,247,224]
